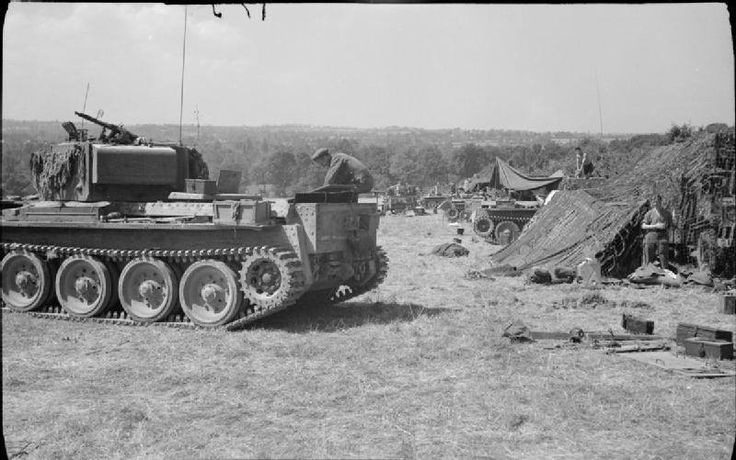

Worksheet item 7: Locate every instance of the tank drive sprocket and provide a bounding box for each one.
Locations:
[239,246,306,313]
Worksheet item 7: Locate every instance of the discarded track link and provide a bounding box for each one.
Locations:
[1,243,388,332]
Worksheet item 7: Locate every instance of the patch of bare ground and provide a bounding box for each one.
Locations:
[3,214,735,459]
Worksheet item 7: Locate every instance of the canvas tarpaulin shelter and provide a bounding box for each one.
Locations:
[490,190,649,277]
[469,157,564,192]
[487,133,736,276]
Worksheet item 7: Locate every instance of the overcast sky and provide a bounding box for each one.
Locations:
[2,3,734,133]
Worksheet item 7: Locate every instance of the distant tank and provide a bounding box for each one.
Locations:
[471,199,539,245]
[1,112,388,330]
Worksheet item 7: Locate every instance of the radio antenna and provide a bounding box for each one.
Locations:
[179,5,188,146]
[194,105,200,145]
[80,82,90,128]
[594,68,603,137]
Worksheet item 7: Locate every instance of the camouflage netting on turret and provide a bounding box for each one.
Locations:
[490,190,647,277]
[186,147,209,180]
[30,144,86,200]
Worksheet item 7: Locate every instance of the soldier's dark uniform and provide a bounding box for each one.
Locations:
[641,198,673,268]
[312,149,374,194]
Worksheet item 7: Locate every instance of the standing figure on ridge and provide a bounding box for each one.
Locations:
[311,148,374,194]
[575,146,595,178]
[641,194,673,269]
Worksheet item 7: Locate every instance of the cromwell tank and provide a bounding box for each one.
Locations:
[1,113,388,330]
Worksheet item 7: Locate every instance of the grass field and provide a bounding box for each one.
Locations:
[3,214,735,459]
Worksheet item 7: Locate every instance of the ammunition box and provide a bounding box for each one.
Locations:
[683,338,734,360]
[185,179,218,195]
[622,314,654,335]
[675,323,733,345]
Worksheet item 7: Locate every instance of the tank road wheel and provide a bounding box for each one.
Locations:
[1,250,53,312]
[55,255,116,318]
[179,259,242,327]
[494,221,521,245]
[473,213,494,238]
[446,207,460,222]
[118,258,179,323]
[239,248,305,312]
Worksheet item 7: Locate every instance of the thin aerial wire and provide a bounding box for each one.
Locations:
[179,5,188,145]
[595,69,604,137]
[81,82,90,127]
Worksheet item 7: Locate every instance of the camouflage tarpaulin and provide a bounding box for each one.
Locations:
[491,133,736,277]
[469,157,564,192]
[185,147,209,180]
[30,143,86,200]
[587,134,719,207]
[490,190,648,277]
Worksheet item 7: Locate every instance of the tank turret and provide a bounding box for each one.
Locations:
[28,113,209,202]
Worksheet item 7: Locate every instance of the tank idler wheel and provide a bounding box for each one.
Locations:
[240,248,303,312]
[119,257,178,322]
[494,220,521,245]
[179,259,242,327]
[473,213,494,237]
[446,207,460,222]
[55,255,116,318]
[1,250,53,312]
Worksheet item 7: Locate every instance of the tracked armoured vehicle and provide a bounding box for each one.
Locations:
[1,113,388,330]
[471,199,539,245]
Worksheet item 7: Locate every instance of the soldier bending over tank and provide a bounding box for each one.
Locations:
[311,148,374,193]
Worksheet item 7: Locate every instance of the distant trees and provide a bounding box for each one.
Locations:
[357,145,393,189]
[1,137,49,197]
[389,147,422,186]
[291,152,325,192]
[667,123,693,143]
[3,119,730,198]
[252,150,296,197]
[451,143,490,179]
[417,146,448,186]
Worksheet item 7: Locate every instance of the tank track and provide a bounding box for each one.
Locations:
[1,305,200,330]
[300,246,389,307]
[1,243,389,330]
[0,242,307,331]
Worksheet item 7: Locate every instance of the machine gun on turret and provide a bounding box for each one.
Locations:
[74,111,138,144]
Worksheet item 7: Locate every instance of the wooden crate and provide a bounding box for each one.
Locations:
[683,338,734,360]
[622,314,654,335]
[675,323,733,345]
[185,179,217,195]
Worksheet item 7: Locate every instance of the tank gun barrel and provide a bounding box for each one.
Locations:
[74,111,119,133]
[74,111,138,143]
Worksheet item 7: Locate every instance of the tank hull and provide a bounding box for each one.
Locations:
[1,200,387,329]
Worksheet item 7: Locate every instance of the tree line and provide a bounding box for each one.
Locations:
[2,119,729,198]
